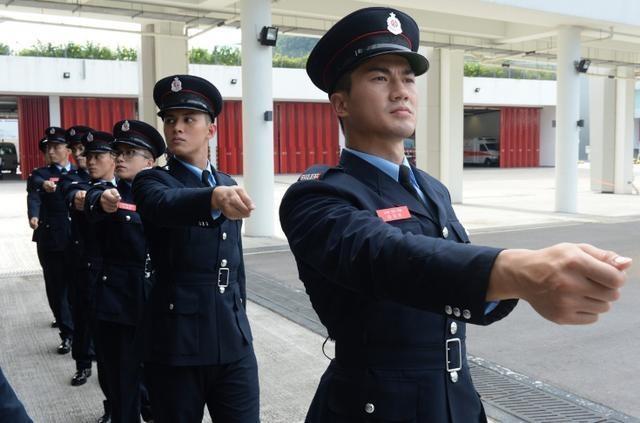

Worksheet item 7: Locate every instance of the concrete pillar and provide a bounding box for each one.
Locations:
[614,66,635,194]
[555,27,581,213]
[241,0,275,237]
[439,49,464,203]
[589,68,616,193]
[414,46,430,172]
[424,48,442,178]
[138,22,188,130]
[48,96,61,127]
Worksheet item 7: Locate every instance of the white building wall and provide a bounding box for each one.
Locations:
[1,56,557,106]
[539,106,556,166]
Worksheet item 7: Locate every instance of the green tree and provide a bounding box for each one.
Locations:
[0,43,10,55]
[274,34,317,58]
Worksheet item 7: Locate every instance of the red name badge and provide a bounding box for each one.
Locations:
[117,202,137,212]
[376,206,411,222]
[48,177,60,182]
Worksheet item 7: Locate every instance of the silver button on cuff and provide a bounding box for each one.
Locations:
[364,403,375,414]
[450,322,458,335]
[463,309,471,320]
[453,307,461,317]
[442,227,449,238]
[221,259,228,267]
[450,371,459,383]
[445,305,453,315]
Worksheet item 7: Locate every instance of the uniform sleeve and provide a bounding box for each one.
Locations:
[132,168,226,228]
[84,184,110,223]
[237,221,247,307]
[279,180,515,326]
[0,367,33,423]
[26,174,41,220]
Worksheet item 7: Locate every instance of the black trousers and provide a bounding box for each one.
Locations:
[36,246,73,340]
[95,320,148,423]
[145,351,260,423]
[70,267,95,370]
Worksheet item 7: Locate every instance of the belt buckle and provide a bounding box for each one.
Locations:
[217,267,229,294]
[446,338,462,372]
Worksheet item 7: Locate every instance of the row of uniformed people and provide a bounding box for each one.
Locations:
[25,74,260,423]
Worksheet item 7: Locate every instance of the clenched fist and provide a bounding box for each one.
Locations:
[488,243,632,325]
[43,180,57,193]
[73,191,86,211]
[29,217,39,230]
[211,186,256,220]
[100,188,121,214]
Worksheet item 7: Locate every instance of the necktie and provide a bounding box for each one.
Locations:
[398,165,421,202]
[201,168,211,187]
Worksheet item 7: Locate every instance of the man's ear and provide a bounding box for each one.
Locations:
[208,122,217,139]
[330,92,349,119]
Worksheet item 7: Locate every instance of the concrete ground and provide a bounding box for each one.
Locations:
[1,164,639,422]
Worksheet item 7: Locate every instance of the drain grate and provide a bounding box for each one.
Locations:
[469,357,638,423]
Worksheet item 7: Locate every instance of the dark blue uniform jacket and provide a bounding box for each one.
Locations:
[30,164,75,251]
[132,157,253,366]
[279,150,518,423]
[85,180,151,327]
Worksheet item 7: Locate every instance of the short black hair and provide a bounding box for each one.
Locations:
[331,70,353,132]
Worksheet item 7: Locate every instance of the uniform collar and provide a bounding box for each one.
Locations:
[53,162,72,172]
[343,147,411,183]
[173,156,216,186]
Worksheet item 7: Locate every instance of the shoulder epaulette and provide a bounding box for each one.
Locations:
[298,164,335,181]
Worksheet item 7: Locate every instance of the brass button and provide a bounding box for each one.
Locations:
[442,227,449,238]
[453,307,461,317]
[463,309,471,320]
[364,403,375,414]
[445,305,453,315]
[450,371,458,383]
[221,259,228,267]
[222,232,227,240]
[450,322,458,335]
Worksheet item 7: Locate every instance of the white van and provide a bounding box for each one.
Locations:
[463,137,499,166]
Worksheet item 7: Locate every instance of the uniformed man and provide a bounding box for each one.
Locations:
[279,7,632,423]
[132,75,259,423]
[59,125,95,386]
[26,137,49,236]
[30,127,75,354]
[84,120,163,423]
[78,130,118,423]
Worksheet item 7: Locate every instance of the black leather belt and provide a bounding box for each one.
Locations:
[334,338,465,371]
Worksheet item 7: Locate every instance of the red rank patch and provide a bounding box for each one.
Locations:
[117,202,137,211]
[48,177,60,182]
[376,206,411,222]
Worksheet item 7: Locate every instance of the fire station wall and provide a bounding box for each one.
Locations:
[216,100,339,175]
[17,96,50,179]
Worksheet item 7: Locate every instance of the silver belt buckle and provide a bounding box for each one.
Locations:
[217,267,229,293]
[446,338,462,372]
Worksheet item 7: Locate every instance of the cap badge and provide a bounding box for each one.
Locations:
[49,128,55,134]
[87,132,94,142]
[386,12,402,35]
[122,120,130,132]
[171,77,182,92]
[69,129,76,136]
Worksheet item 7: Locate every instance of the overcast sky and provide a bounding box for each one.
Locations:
[0,10,241,52]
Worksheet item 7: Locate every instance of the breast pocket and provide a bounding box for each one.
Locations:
[152,288,200,356]
[327,372,419,422]
[387,219,422,236]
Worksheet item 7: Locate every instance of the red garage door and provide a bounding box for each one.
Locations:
[499,107,541,168]
[274,102,339,174]
[216,101,339,175]
[216,100,243,175]
[17,96,50,179]
[60,97,137,132]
